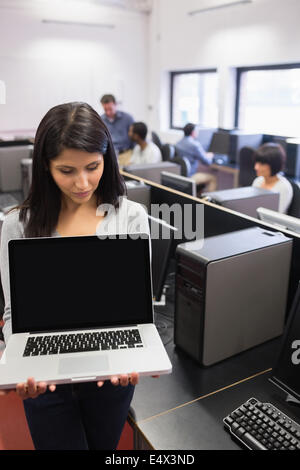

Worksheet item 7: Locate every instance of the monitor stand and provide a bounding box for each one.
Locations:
[286,394,300,408]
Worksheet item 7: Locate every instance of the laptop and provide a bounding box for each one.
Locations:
[0,235,172,389]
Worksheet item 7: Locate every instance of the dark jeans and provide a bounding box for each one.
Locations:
[23,380,134,450]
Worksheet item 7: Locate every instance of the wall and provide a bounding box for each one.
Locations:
[0,0,149,134]
[147,0,300,143]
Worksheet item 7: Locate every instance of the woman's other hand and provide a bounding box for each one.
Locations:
[97,372,139,388]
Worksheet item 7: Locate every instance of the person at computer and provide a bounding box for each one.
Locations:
[100,94,134,166]
[0,102,152,450]
[252,143,293,214]
[175,123,217,192]
[128,122,162,165]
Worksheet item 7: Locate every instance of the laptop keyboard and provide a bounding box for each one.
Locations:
[23,329,143,356]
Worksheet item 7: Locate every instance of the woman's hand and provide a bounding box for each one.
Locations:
[15,377,56,400]
[97,372,139,388]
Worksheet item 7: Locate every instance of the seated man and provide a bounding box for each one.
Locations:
[100,94,134,155]
[128,122,162,165]
[176,123,217,192]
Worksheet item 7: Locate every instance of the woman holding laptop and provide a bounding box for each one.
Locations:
[0,102,150,449]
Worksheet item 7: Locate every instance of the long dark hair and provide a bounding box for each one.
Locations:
[19,102,126,237]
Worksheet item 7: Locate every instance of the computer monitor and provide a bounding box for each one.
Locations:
[208,132,231,155]
[270,282,300,402]
[148,215,177,302]
[257,207,300,234]
[160,171,197,197]
[123,161,180,184]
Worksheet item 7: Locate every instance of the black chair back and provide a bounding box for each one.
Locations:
[161,143,176,162]
[151,131,163,151]
[287,180,300,218]
[238,146,256,187]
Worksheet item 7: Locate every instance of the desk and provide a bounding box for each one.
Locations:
[210,162,240,190]
[129,304,284,450]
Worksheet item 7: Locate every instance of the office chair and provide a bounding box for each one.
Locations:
[287,180,300,218]
[151,131,163,152]
[171,156,191,177]
[238,146,256,187]
[161,143,176,162]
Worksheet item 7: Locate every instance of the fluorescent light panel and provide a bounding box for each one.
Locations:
[42,19,115,28]
[188,0,253,16]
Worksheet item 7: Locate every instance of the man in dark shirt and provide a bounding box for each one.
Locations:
[176,123,217,192]
[100,94,134,155]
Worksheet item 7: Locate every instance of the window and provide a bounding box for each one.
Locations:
[170,70,218,129]
[236,64,300,137]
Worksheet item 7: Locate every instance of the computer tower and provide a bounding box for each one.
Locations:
[285,142,300,179]
[174,227,292,366]
[0,145,33,191]
[202,186,279,218]
[230,132,263,165]
[21,158,33,199]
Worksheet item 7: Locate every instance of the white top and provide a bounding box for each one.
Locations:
[0,197,149,344]
[252,174,293,214]
[130,141,162,165]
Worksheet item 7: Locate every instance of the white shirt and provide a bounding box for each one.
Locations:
[130,141,162,165]
[252,174,293,214]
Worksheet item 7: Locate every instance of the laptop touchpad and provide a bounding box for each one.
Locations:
[59,356,109,375]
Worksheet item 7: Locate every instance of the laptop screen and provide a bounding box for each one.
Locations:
[9,235,153,334]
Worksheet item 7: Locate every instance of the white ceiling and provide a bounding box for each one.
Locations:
[0,0,153,13]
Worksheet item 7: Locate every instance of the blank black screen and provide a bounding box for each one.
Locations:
[161,174,195,196]
[209,132,231,154]
[9,236,153,333]
[271,284,300,401]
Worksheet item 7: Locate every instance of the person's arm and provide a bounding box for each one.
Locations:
[193,141,213,166]
[0,210,23,345]
[0,210,56,398]
[277,179,294,214]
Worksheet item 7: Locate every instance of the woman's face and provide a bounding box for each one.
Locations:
[254,161,271,179]
[49,148,104,206]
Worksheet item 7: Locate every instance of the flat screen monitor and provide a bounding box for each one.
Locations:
[257,207,300,234]
[148,215,177,302]
[208,132,231,155]
[160,171,196,197]
[270,283,300,402]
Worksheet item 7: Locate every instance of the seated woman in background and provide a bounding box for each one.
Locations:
[252,143,293,214]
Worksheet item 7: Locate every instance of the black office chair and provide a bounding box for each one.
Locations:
[238,146,257,187]
[171,156,191,177]
[161,143,176,162]
[287,180,300,218]
[151,131,163,152]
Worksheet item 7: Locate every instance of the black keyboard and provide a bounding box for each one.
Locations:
[23,329,143,356]
[224,397,300,450]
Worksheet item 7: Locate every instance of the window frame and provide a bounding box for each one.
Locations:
[235,63,300,130]
[170,68,218,130]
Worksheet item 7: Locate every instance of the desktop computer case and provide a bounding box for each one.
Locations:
[174,227,292,366]
[202,187,279,218]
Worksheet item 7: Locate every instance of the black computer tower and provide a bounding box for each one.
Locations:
[285,142,300,179]
[174,228,292,366]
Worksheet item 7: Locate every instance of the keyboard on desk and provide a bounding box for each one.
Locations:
[224,397,300,450]
[212,154,229,165]
[23,329,144,356]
